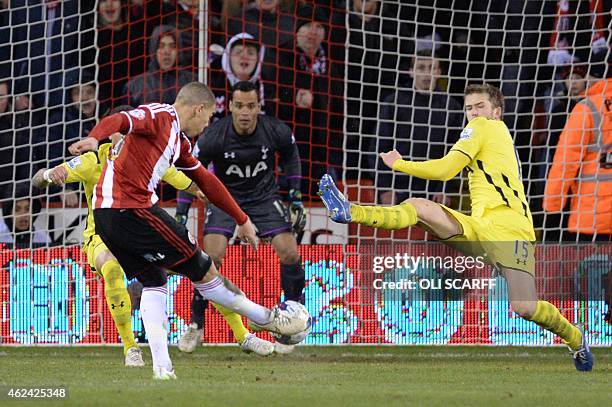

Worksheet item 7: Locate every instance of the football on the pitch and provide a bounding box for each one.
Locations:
[271,301,312,345]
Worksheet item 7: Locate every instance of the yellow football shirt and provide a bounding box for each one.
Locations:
[450,117,532,223]
[60,143,194,245]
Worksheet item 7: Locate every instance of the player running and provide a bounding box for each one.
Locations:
[319,83,593,372]
[68,82,307,380]
[176,81,305,354]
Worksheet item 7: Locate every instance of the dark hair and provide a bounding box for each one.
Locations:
[231,81,259,101]
[464,83,505,114]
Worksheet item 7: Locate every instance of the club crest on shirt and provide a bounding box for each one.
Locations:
[128,109,146,120]
[460,128,473,140]
[67,156,82,169]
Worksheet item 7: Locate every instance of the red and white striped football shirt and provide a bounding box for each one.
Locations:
[91,103,198,209]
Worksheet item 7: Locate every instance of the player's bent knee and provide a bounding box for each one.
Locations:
[95,250,115,272]
[403,198,439,221]
[511,300,537,319]
[137,267,168,288]
[278,249,300,265]
[173,249,213,282]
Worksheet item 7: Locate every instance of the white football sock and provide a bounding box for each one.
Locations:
[140,286,172,371]
[195,277,270,325]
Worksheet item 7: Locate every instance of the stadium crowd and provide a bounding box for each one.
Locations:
[0,0,610,245]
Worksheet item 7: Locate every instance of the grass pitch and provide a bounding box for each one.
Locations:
[0,346,610,406]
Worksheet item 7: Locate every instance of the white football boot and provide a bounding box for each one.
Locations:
[124,347,145,367]
[240,333,274,356]
[153,366,177,380]
[178,323,203,353]
[249,306,308,336]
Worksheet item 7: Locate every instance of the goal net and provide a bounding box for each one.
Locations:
[0,1,610,346]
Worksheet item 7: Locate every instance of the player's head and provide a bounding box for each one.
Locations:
[464,83,504,121]
[229,81,260,136]
[410,49,441,92]
[229,37,261,81]
[174,82,216,137]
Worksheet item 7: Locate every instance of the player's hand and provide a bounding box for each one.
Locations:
[69,137,99,155]
[380,149,402,169]
[62,190,79,207]
[47,166,69,185]
[236,217,259,251]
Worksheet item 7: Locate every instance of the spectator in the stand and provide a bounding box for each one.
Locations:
[0,81,45,201]
[376,49,463,205]
[11,0,93,109]
[39,72,97,207]
[228,0,296,51]
[278,5,344,198]
[0,185,50,247]
[162,0,200,71]
[0,80,11,199]
[209,33,270,120]
[543,66,612,242]
[346,0,394,180]
[97,0,131,114]
[123,25,193,107]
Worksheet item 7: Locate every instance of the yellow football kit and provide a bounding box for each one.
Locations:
[348,116,582,350]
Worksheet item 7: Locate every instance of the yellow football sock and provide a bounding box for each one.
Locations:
[100,259,137,354]
[350,201,418,229]
[529,301,582,350]
[213,303,249,343]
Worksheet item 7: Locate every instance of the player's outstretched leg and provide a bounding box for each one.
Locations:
[179,250,308,336]
[318,174,418,229]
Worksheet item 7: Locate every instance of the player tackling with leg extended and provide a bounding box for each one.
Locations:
[176,81,306,354]
[33,106,209,367]
[69,82,308,379]
[319,84,593,372]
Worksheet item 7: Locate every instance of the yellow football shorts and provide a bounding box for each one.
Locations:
[439,205,536,275]
[83,234,109,276]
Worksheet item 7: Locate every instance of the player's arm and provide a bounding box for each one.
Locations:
[381,150,470,181]
[543,103,589,212]
[276,123,302,196]
[162,166,207,202]
[68,107,154,155]
[32,154,95,188]
[382,119,485,181]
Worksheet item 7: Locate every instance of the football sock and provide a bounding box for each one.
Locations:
[529,301,582,350]
[195,277,270,325]
[190,288,208,330]
[99,259,136,354]
[280,261,305,302]
[212,303,249,343]
[140,286,172,371]
[350,201,418,229]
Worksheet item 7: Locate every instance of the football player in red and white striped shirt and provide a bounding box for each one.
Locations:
[69,82,307,380]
